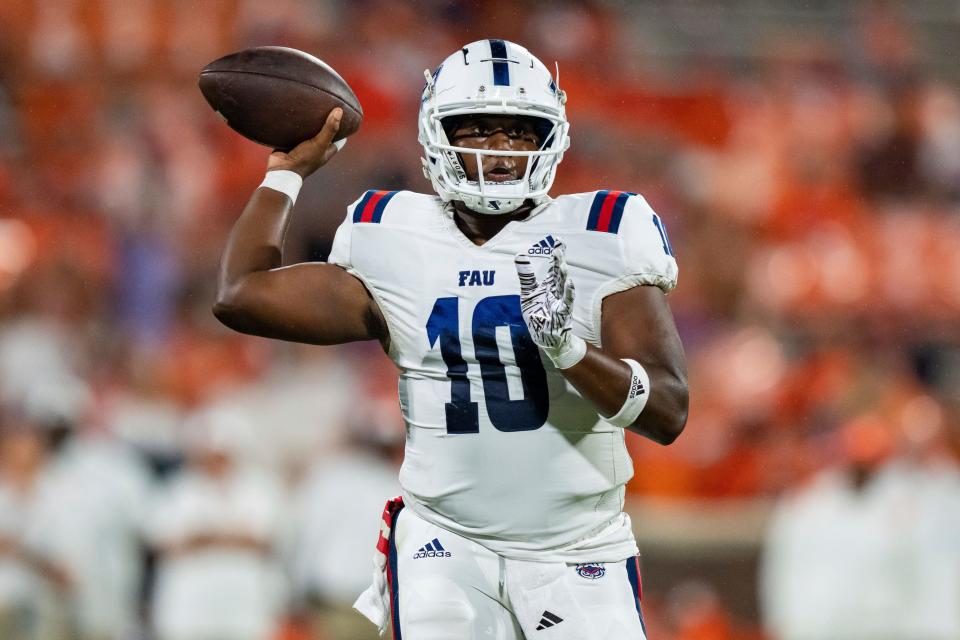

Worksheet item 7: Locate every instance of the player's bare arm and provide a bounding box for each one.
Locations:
[213,108,388,347]
[570,286,688,444]
[515,244,687,445]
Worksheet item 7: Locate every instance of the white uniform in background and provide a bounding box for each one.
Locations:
[890,459,960,639]
[24,437,152,640]
[147,465,286,640]
[332,188,676,638]
[216,352,359,470]
[290,450,401,605]
[761,461,960,640]
[0,482,49,640]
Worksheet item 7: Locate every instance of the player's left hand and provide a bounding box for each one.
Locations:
[515,240,586,369]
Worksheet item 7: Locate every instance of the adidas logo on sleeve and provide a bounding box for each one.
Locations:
[412,538,452,559]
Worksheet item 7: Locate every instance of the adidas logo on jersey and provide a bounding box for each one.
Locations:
[535,610,564,630]
[412,538,451,559]
[527,235,557,256]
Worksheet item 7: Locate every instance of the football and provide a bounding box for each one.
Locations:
[198,46,363,151]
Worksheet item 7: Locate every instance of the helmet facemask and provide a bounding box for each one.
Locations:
[418,40,570,215]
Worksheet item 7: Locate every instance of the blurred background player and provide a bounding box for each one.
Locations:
[147,408,286,640]
[0,376,151,640]
[0,405,70,640]
[286,381,402,640]
[761,413,960,640]
[18,376,151,640]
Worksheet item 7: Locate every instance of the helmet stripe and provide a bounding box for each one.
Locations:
[489,39,510,86]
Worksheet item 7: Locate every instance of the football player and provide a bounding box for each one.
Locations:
[214,40,687,640]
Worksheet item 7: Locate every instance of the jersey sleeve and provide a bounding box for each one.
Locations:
[325,193,364,269]
[569,191,679,345]
[327,190,405,270]
[597,193,678,296]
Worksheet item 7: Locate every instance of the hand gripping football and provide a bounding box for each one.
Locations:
[199,46,363,151]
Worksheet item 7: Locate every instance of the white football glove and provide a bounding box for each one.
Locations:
[514,240,587,369]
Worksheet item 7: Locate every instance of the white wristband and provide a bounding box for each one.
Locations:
[259,170,303,204]
[603,358,650,428]
[543,334,588,370]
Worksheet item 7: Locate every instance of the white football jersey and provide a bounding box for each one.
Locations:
[328,189,678,561]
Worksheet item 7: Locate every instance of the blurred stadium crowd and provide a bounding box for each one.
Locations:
[0,0,958,639]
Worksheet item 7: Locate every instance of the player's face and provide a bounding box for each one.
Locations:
[448,116,541,183]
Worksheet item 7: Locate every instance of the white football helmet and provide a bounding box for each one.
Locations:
[419,39,570,215]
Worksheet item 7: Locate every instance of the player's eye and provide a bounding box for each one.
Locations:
[453,127,483,140]
[508,127,537,141]
[507,128,539,145]
[452,123,537,144]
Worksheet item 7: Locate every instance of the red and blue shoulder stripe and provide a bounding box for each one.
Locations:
[585,190,637,234]
[353,190,401,224]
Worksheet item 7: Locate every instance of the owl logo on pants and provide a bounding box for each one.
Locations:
[575,563,606,579]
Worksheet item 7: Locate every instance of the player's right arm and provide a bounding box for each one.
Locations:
[213,109,388,346]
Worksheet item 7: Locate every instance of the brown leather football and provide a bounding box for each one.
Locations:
[198,46,362,151]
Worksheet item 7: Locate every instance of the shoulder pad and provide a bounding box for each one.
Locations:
[349,190,440,226]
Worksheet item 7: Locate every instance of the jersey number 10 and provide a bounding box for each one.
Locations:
[426,295,549,434]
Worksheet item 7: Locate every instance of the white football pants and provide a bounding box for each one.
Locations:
[385,506,648,640]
